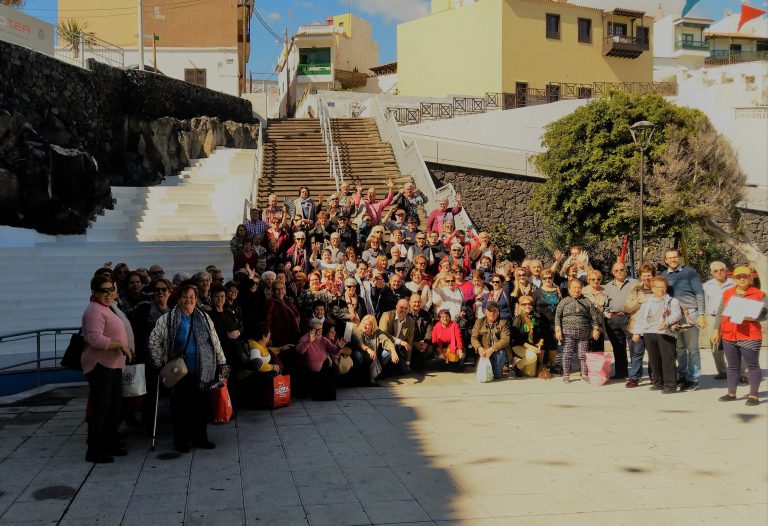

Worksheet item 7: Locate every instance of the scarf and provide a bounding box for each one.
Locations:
[520,312,537,342]
[165,307,218,386]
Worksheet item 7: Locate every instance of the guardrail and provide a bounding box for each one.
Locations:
[705,50,768,66]
[368,96,475,233]
[243,126,264,221]
[0,327,80,389]
[54,33,125,69]
[317,96,344,193]
[297,63,332,76]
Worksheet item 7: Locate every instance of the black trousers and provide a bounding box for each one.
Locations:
[170,374,210,445]
[606,314,631,378]
[645,333,678,390]
[86,364,123,456]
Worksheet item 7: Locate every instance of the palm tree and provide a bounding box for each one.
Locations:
[57,19,95,59]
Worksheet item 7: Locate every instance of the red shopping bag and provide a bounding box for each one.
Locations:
[585,352,612,386]
[210,380,233,424]
[268,374,291,409]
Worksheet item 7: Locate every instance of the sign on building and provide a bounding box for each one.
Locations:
[0,4,54,56]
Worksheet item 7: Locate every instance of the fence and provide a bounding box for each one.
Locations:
[54,33,124,69]
[704,51,768,67]
[0,327,80,392]
[385,81,678,125]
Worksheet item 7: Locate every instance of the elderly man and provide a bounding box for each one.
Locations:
[286,231,310,274]
[661,248,706,392]
[604,261,637,382]
[354,179,395,226]
[392,182,428,224]
[376,273,410,317]
[245,208,268,239]
[261,194,283,224]
[426,193,463,233]
[408,294,434,371]
[379,299,416,372]
[702,261,740,380]
[471,301,511,380]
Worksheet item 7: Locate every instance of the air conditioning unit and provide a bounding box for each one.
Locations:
[226,58,234,64]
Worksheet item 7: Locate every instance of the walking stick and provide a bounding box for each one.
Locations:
[150,374,160,452]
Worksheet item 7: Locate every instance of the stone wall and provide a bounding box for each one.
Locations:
[428,163,546,254]
[742,209,768,254]
[0,40,257,234]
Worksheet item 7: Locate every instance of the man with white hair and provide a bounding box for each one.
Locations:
[261,193,283,224]
[286,231,309,274]
[392,182,429,225]
[702,261,738,380]
[426,193,463,233]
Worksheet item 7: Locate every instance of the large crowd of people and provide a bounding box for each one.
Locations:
[78,181,767,463]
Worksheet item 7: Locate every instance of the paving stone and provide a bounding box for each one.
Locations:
[362,500,432,524]
[305,501,370,526]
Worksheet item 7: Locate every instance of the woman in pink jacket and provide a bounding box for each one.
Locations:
[81,275,134,463]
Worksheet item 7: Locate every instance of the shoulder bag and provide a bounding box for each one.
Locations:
[160,314,193,388]
[60,330,85,371]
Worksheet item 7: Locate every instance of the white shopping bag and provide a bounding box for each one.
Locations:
[122,364,147,397]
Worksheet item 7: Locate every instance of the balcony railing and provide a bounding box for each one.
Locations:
[675,39,709,51]
[705,50,768,66]
[297,63,332,76]
[603,35,645,58]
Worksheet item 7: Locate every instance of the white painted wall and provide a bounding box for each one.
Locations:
[353,73,399,94]
[122,47,239,96]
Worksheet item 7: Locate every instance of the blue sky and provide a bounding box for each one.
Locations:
[19,0,764,79]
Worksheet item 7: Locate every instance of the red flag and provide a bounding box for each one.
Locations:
[738,4,767,32]
[619,235,629,264]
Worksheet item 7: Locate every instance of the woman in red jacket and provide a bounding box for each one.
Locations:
[712,266,767,406]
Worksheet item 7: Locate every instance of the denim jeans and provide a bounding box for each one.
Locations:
[676,309,701,382]
[489,349,506,379]
[628,337,646,381]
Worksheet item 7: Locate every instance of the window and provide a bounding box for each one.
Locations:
[299,47,331,65]
[578,86,592,99]
[607,22,627,37]
[730,43,742,54]
[637,27,650,50]
[682,33,694,44]
[578,18,592,43]
[546,83,560,103]
[184,68,207,87]
[757,41,768,52]
[546,14,560,40]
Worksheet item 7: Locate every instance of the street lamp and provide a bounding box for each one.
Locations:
[629,120,656,266]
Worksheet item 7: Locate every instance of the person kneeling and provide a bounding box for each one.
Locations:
[296,319,340,400]
[471,301,510,380]
[511,296,544,377]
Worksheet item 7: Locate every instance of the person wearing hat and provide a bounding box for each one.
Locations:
[326,193,342,221]
[286,231,310,274]
[471,300,511,380]
[382,208,409,236]
[702,261,737,380]
[712,266,767,406]
[330,213,357,249]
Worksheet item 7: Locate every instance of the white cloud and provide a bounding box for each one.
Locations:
[266,11,282,23]
[347,0,430,24]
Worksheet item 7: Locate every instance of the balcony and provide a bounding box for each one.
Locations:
[297,63,332,76]
[603,35,645,58]
[705,50,768,66]
[675,39,709,51]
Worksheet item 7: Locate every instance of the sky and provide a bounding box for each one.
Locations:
[17,0,767,79]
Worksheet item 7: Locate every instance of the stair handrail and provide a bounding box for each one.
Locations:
[366,95,475,233]
[244,125,264,223]
[317,95,342,193]
[0,327,81,390]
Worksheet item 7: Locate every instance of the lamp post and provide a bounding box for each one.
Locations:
[629,120,656,266]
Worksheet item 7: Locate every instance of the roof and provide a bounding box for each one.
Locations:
[370,61,397,75]
[704,32,768,40]
[605,7,647,18]
[518,0,604,15]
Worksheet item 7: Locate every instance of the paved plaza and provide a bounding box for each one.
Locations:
[0,359,766,526]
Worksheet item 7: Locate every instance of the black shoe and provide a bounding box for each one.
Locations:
[718,394,737,402]
[192,440,216,450]
[86,453,114,463]
[714,373,727,380]
[661,388,678,394]
[745,397,760,407]
[174,442,190,454]
[681,381,699,392]
[649,383,664,391]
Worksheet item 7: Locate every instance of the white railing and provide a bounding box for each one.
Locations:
[317,96,344,193]
[244,124,264,222]
[367,95,475,233]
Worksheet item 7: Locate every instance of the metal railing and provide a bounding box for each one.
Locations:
[384,81,678,125]
[54,33,125,69]
[0,327,80,389]
[317,96,343,193]
[675,39,709,51]
[368,96,475,233]
[244,125,264,222]
[297,63,332,76]
[705,50,768,66]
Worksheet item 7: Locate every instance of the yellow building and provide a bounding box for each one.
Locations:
[58,0,252,94]
[398,0,654,98]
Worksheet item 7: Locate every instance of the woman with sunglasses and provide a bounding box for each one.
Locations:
[483,274,513,321]
[555,279,601,383]
[432,272,466,322]
[81,275,134,463]
[712,266,767,406]
[532,269,562,371]
[511,268,536,314]
[582,269,607,352]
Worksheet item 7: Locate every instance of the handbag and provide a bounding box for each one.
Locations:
[122,364,147,397]
[476,357,493,383]
[160,314,194,388]
[268,374,291,409]
[333,349,353,375]
[60,331,85,371]
[369,356,382,381]
[210,379,233,424]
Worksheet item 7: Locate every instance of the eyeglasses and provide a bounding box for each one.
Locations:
[97,287,116,294]
[712,268,726,272]
[416,237,425,240]
[491,280,501,284]
[519,302,532,307]
[154,287,169,293]
[345,285,356,288]
[444,279,455,283]
[542,276,554,280]
[396,268,406,272]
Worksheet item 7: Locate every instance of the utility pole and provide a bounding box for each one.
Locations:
[138,0,144,69]
[152,33,157,72]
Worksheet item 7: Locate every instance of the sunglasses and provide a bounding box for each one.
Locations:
[154,287,169,293]
[519,302,532,307]
[445,279,455,283]
[491,280,501,284]
[345,285,356,288]
[97,287,116,294]
[543,276,554,280]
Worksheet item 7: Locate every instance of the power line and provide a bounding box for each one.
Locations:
[253,5,283,42]
[26,0,216,14]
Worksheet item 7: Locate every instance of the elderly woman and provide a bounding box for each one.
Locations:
[511,267,536,312]
[149,283,229,453]
[427,193,463,234]
[192,271,213,312]
[120,271,151,316]
[81,275,134,463]
[297,271,335,329]
[532,269,562,370]
[712,266,767,406]
[432,308,464,369]
[230,224,248,260]
[555,279,601,383]
[632,276,683,394]
[296,319,341,399]
[483,274,513,321]
[362,237,386,267]
[209,285,245,368]
[623,264,655,387]
[350,314,398,385]
[266,280,301,346]
[432,272,466,322]
[582,269,607,352]
[407,268,434,313]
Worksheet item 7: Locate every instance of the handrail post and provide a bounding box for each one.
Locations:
[36,331,41,388]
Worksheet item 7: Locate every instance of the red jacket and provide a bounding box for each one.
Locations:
[720,286,765,342]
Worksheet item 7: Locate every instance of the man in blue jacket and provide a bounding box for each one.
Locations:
[661,248,706,391]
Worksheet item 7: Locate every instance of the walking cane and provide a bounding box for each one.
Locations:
[150,375,160,452]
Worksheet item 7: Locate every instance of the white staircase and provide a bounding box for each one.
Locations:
[0,148,256,370]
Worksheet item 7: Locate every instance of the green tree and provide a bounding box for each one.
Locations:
[1,1,26,8]
[531,91,766,284]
